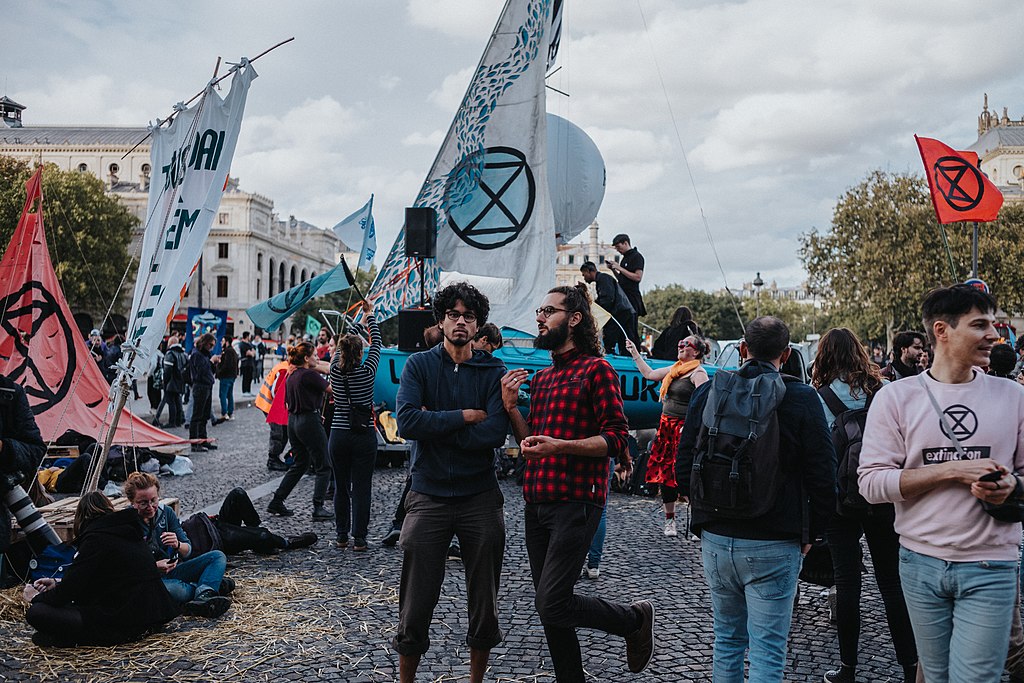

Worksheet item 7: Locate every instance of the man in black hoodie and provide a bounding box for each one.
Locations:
[187,333,220,451]
[394,282,509,683]
[162,335,188,428]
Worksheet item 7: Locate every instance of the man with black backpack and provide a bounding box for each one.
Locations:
[675,316,836,682]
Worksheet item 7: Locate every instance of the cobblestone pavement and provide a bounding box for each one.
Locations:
[0,393,947,681]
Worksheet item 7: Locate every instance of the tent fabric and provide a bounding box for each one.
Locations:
[0,168,186,447]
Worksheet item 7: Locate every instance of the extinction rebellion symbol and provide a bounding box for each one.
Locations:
[933,156,985,212]
[446,146,536,250]
[939,404,978,441]
[0,281,78,414]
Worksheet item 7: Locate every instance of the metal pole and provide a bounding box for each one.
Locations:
[971,222,979,279]
[82,353,134,493]
[197,254,204,308]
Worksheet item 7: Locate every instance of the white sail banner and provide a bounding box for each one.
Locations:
[369,0,555,330]
[127,62,256,361]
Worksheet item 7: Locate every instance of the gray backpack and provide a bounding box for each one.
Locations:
[690,363,793,519]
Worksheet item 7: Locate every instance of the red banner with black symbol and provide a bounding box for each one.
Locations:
[916,135,1003,224]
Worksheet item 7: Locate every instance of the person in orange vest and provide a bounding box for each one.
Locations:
[256,358,292,472]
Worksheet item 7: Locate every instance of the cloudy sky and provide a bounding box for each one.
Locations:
[5,0,1024,294]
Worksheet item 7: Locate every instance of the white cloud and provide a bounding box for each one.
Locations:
[406,0,506,39]
[402,130,446,147]
[428,67,474,112]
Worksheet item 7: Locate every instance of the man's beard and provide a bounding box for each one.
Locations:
[535,319,569,350]
[445,332,471,347]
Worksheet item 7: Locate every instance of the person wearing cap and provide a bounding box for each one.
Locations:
[606,234,645,347]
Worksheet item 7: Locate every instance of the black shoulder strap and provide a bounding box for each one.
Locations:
[817,385,849,417]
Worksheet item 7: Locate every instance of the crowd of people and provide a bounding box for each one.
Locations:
[11,266,1024,683]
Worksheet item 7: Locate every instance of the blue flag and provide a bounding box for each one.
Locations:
[246,261,354,333]
[332,195,376,271]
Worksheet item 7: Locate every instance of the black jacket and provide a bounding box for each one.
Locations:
[163,345,188,393]
[188,347,215,387]
[396,344,509,498]
[216,344,239,380]
[0,376,46,553]
[593,271,634,318]
[31,508,179,644]
[675,363,837,541]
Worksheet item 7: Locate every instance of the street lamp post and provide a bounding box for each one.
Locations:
[753,271,764,318]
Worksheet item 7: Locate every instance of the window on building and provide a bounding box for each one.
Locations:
[568,255,574,265]
[218,242,229,259]
[77,163,88,172]
[141,163,151,175]
[257,253,263,271]
[268,258,275,295]
[301,268,307,283]
[257,279,261,299]
[218,212,230,225]
[598,255,604,263]
[290,266,297,289]
[216,276,228,298]
[108,163,119,176]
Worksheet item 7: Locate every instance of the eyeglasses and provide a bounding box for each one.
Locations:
[133,499,159,509]
[535,306,569,319]
[445,310,478,323]
[679,340,698,349]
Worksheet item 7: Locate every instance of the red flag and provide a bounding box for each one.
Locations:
[0,168,186,447]
[916,135,1003,224]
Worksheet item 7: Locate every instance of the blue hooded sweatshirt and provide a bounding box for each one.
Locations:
[396,343,508,498]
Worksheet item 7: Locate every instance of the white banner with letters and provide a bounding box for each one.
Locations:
[127,61,256,362]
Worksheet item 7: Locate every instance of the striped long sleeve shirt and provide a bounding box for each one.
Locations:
[329,315,381,431]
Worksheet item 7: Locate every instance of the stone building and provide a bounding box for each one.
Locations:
[969,95,1024,203]
[0,96,351,337]
[554,221,620,287]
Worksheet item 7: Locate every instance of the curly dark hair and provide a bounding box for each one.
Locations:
[432,282,490,326]
[812,327,883,400]
[548,284,602,357]
[333,334,365,374]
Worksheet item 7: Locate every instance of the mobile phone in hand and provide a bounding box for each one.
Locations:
[979,470,1004,483]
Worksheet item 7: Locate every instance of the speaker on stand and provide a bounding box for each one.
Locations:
[405,207,437,308]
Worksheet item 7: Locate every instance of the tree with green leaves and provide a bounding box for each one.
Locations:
[802,170,1024,347]
[642,285,745,340]
[0,156,136,317]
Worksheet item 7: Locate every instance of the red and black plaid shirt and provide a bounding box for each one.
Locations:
[523,348,629,506]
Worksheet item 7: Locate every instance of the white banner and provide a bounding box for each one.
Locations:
[127,61,256,361]
[370,0,555,331]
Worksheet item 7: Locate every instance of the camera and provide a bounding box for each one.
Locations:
[3,473,60,554]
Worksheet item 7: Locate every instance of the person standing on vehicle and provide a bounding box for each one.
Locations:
[607,233,645,346]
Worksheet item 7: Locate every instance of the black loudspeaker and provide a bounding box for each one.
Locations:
[398,308,438,352]
[405,207,437,258]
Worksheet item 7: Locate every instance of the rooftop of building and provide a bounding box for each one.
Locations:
[0,125,151,147]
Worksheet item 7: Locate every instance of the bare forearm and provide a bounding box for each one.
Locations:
[507,408,529,444]
[561,435,609,458]
[899,464,954,499]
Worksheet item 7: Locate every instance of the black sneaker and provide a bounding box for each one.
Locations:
[190,445,207,453]
[823,668,856,683]
[267,459,289,472]
[625,600,655,674]
[267,499,294,517]
[353,538,368,552]
[204,443,218,450]
[182,593,231,619]
[286,532,318,550]
[381,527,402,547]
[218,577,236,596]
[312,505,334,521]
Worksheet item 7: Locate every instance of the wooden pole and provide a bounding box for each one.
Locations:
[82,350,134,494]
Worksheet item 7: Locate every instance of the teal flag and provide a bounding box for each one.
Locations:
[305,315,322,338]
[247,261,354,333]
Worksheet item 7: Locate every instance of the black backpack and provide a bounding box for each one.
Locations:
[817,385,873,516]
[689,363,795,519]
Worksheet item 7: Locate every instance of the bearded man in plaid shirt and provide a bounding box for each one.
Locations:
[501,284,656,683]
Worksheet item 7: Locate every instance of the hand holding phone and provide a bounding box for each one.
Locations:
[979,470,1005,483]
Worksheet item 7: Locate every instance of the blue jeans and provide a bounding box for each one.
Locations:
[587,465,615,569]
[162,550,227,603]
[700,531,802,683]
[898,547,1017,683]
[218,378,235,417]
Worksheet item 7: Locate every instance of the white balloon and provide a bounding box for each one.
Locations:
[547,113,606,244]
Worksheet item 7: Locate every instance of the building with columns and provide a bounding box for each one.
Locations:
[0,96,351,337]
[554,222,621,287]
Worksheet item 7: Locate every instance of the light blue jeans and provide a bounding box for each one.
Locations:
[898,546,1017,683]
[162,550,227,603]
[700,531,802,683]
[587,464,615,569]
[218,378,235,417]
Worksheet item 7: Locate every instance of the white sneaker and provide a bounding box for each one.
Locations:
[586,566,600,579]
[664,519,678,537]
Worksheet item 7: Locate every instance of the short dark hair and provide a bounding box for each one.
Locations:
[989,343,1016,376]
[612,233,630,246]
[892,330,926,355]
[475,323,503,348]
[921,284,998,345]
[579,261,597,273]
[242,331,251,340]
[432,282,490,326]
[744,316,790,362]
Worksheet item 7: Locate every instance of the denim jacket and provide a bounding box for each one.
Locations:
[139,503,190,560]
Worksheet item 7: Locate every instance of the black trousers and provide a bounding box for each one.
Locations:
[165,390,184,427]
[241,363,255,393]
[216,487,287,555]
[525,502,642,683]
[27,603,142,646]
[268,422,288,461]
[825,508,918,669]
[329,428,377,542]
[188,384,212,440]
